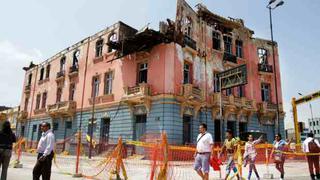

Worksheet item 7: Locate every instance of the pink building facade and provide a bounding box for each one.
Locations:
[17,0,284,151]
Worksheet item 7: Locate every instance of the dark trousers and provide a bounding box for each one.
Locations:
[33,152,54,180]
[0,149,12,180]
[307,155,320,177]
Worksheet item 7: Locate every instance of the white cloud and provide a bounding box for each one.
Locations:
[0,40,43,107]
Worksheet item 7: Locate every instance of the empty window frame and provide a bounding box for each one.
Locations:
[56,87,62,103]
[69,83,76,101]
[212,32,221,50]
[138,63,148,84]
[261,83,271,102]
[223,36,233,54]
[95,39,104,57]
[73,50,80,67]
[108,33,117,53]
[183,62,192,84]
[236,40,243,58]
[258,48,268,64]
[92,76,100,97]
[35,94,41,109]
[41,92,47,109]
[60,56,66,72]
[39,67,45,81]
[104,72,113,95]
[45,64,50,79]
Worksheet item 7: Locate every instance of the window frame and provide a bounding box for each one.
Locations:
[235,40,243,58]
[223,35,233,54]
[95,39,104,57]
[41,92,47,109]
[138,62,148,84]
[261,83,271,102]
[104,71,113,95]
[212,32,221,50]
[258,48,268,64]
[35,94,41,109]
[92,76,100,97]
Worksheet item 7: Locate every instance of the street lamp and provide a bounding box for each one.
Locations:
[266,0,284,134]
[298,92,315,132]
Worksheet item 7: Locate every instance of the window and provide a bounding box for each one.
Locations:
[24,97,29,111]
[236,40,243,58]
[183,62,192,84]
[92,76,100,97]
[95,39,103,57]
[56,87,62,103]
[238,85,245,97]
[39,67,45,81]
[184,17,192,37]
[66,121,72,129]
[32,125,37,132]
[317,121,319,126]
[223,36,232,54]
[45,64,50,79]
[28,73,32,85]
[212,32,221,50]
[35,94,41,109]
[213,72,220,92]
[318,130,320,134]
[226,88,233,96]
[314,122,316,126]
[261,83,271,102]
[108,33,117,53]
[258,48,268,64]
[73,50,80,67]
[60,57,66,72]
[314,130,317,134]
[53,122,59,131]
[104,72,113,94]
[138,63,148,84]
[87,119,97,136]
[69,83,76,101]
[41,92,47,109]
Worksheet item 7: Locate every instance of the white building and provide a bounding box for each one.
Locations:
[308,117,320,139]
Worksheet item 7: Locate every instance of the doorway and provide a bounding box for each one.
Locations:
[134,115,147,141]
[214,120,221,142]
[183,115,192,145]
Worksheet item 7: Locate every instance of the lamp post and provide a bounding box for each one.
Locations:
[298,92,315,132]
[266,0,284,135]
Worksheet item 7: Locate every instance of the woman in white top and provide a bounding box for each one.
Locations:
[243,134,262,180]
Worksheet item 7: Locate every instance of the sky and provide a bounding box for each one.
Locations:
[0,0,319,129]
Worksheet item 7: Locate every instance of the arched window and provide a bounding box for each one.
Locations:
[95,39,104,57]
[108,33,117,53]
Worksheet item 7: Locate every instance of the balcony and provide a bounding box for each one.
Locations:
[47,101,76,118]
[93,56,104,64]
[34,108,46,115]
[181,84,203,101]
[223,53,237,64]
[56,70,65,82]
[258,64,273,74]
[24,85,31,94]
[88,94,114,105]
[122,83,152,113]
[18,111,28,121]
[182,35,197,55]
[69,65,79,77]
[258,102,284,125]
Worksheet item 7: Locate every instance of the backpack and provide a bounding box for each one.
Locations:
[308,139,320,153]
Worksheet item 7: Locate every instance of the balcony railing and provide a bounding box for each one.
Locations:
[24,85,31,93]
[183,35,197,51]
[223,53,237,64]
[212,93,256,110]
[182,84,203,100]
[124,83,150,96]
[47,101,76,117]
[56,70,65,79]
[258,64,273,73]
[18,111,28,121]
[69,65,79,74]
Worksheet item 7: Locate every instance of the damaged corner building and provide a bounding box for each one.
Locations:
[18,0,285,152]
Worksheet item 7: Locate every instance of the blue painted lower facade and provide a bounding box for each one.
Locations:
[17,98,284,146]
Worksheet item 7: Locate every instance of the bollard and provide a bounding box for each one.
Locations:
[263,146,274,179]
[13,138,23,168]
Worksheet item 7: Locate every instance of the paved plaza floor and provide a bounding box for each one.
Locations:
[5,153,311,180]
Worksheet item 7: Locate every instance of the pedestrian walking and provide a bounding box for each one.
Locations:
[243,134,263,180]
[303,132,320,180]
[194,123,214,180]
[219,129,240,180]
[271,133,290,180]
[0,121,16,180]
[33,122,55,180]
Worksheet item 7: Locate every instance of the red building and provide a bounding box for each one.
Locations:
[17,0,284,150]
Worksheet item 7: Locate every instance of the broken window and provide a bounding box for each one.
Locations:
[95,39,104,57]
[41,92,47,109]
[35,94,41,109]
[28,73,32,85]
[258,48,268,64]
[108,33,117,53]
[56,87,62,103]
[261,83,271,102]
[236,40,243,58]
[183,62,192,84]
[60,56,66,72]
[92,76,100,97]
[212,32,221,50]
[69,83,76,101]
[73,50,80,67]
[138,63,148,84]
[226,88,233,96]
[184,17,192,37]
[213,72,220,92]
[223,36,232,54]
[45,64,50,79]
[39,67,44,81]
[104,72,113,94]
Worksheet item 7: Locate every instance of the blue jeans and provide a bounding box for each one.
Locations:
[0,149,12,180]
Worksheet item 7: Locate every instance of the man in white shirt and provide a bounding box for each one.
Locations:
[303,132,320,180]
[194,123,214,180]
[33,122,55,180]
